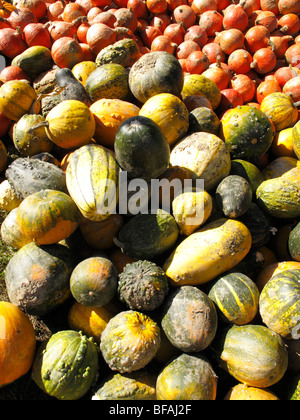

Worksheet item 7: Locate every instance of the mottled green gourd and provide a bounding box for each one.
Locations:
[118,260,169,311]
[32,330,99,400]
[216,175,253,218]
[288,221,300,261]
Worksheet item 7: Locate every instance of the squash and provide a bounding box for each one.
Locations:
[1,208,31,249]
[208,272,260,325]
[116,209,179,260]
[262,157,300,183]
[139,93,189,146]
[172,190,213,236]
[215,175,253,219]
[12,114,53,157]
[37,100,96,149]
[55,67,92,107]
[161,285,218,352]
[0,301,36,387]
[70,256,118,307]
[32,330,99,400]
[79,214,123,250]
[219,105,275,160]
[225,384,279,400]
[118,260,169,312]
[181,73,221,110]
[100,310,160,373]
[11,46,53,81]
[5,157,67,201]
[163,218,252,287]
[5,242,75,316]
[90,98,140,148]
[256,261,300,292]
[212,324,288,388]
[92,370,156,400]
[0,180,22,212]
[85,63,130,102]
[288,221,300,261]
[230,159,264,193]
[114,115,170,181]
[17,189,80,245]
[66,144,120,222]
[95,38,140,68]
[0,80,37,121]
[259,269,300,339]
[260,92,300,131]
[272,127,296,158]
[128,51,184,103]
[156,353,217,400]
[169,132,231,191]
[238,203,272,250]
[0,138,7,173]
[0,1,16,18]
[293,119,300,160]
[188,106,220,135]
[72,61,97,87]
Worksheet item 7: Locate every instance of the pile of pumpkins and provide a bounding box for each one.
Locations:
[1,0,300,401]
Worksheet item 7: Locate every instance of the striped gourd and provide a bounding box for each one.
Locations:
[66,144,119,222]
[208,272,260,325]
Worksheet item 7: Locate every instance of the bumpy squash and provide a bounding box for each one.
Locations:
[0,80,37,121]
[11,46,53,81]
[260,92,299,131]
[225,384,279,400]
[5,242,75,316]
[66,144,119,221]
[181,74,221,110]
[156,353,217,400]
[170,132,231,191]
[17,189,79,245]
[208,272,260,325]
[259,269,300,339]
[139,93,189,146]
[213,324,288,388]
[32,330,99,400]
[95,38,140,68]
[0,301,36,387]
[161,285,218,352]
[100,310,160,373]
[163,218,252,287]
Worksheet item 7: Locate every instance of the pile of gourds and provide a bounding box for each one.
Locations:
[1,0,300,401]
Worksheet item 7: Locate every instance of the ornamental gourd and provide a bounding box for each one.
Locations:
[0,80,37,121]
[260,92,300,131]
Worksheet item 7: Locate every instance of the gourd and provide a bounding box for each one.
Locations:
[161,285,218,352]
[225,384,279,400]
[163,218,252,287]
[0,80,37,121]
[100,310,160,373]
[1,208,31,249]
[5,242,75,316]
[72,61,97,87]
[156,353,217,400]
[238,203,272,250]
[260,92,300,131]
[230,159,264,193]
[0,301,36,387]
[79,214,123,250]
[292,119,300,160]
[128,51,184,103]
[55,67,92,107]
[288,221,300,260]
[66,144,120,222]
[32,330,99,400]
[70,256,118,307]
[17,189,80,245]
[11,46,53,81]
[95,38,140,67]
[208,272,260,325]
[259,269,300,339]
[188,106,220,135]
[114,115,170,182]
[116,209,179,260]
[181,73,221,110]
[0,180,21,212]
[213,324,288,388]
[118,260,169,312]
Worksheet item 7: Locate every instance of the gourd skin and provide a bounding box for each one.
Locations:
[0,80,37,121]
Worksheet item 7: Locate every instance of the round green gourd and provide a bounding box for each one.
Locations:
[11,46,53,81]
[161,285,218,353]
[118,260,169,311]
[208,272,260,325]
[288,221,300,261]
[32,330,99,400]
[188,107,220,135]
[259,269,300,339]
[230,159,264,193]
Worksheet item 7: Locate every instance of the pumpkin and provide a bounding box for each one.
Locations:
[85,63,130,102]
[0,301,36,387]
[161,285,218,352]
[17,189,79,245]
[163,218,252,287]
[65,144,120,222]
[128,51,184,103]
[225,384,279,400]
[32,330,99,400]
[118,260,169,312]
[37,100,95,149]
[0,80,37,121]
[90,98,140,148]
[11,46,53,81]
[219,105,275,160]
[1,208,31,249]
[114,115,170,181]
[79,214,123,250]
[181,73,221,110]
[5,242,75,316]
[169,132,231,191]
[208,272,260,325]
[116,209,179,260]
[260,92,300,131]
[70,256,118,307]
[156,353,217,400]
[212,324,288,388]
[139,93,189,146]
[259,269,300,339]
[0,180,22,212]
[95,38,140,67]
[100,310,160,373]
[92,370,156,400]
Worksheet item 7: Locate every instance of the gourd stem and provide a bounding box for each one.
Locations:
[113,237,125,249]
[28,121,49,134]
